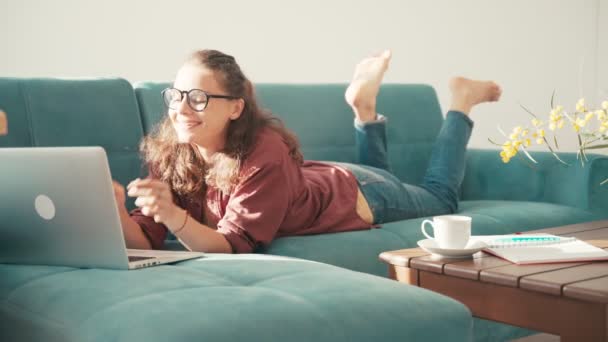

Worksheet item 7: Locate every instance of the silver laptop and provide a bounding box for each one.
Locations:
[0,146,204,270]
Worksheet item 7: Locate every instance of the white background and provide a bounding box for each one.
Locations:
[1,0,606,153]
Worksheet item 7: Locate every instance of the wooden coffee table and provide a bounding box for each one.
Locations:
[380,220,608,342]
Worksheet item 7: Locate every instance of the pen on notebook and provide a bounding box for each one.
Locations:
[488,236,577,247]
[500,237,562,242]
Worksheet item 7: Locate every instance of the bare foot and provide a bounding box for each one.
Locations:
[448,77,502,115]
[345,50,392,122]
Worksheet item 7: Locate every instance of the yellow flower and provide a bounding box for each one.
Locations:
[572,116,587,132]
[497,96,608,165]
[549,108,563,121]
[548,108,565,130]
[502,144,517,158]
[500,143,516,162]
[537,129,545,137]
[576,98,586,112]
[513,140,522,149]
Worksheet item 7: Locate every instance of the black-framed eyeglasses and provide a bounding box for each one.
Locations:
[161,87,240,112]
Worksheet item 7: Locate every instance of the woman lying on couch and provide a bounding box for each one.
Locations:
[113,49,501,253]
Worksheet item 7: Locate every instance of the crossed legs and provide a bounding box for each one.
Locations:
[345,50,502,223]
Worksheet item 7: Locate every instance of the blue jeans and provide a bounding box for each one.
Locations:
[336,111,473,224]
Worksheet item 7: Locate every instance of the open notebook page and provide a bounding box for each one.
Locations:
[469,234,608,265]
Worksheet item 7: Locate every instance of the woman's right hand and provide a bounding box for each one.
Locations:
[112,179,153,250]
[127,178,183,227]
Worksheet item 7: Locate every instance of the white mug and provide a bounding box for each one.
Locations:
[421,215,472,249]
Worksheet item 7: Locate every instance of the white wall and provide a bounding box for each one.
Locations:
[0,0,606,153]
[599,0,608,103]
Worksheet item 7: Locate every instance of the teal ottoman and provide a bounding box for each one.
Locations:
[0,254,472,341]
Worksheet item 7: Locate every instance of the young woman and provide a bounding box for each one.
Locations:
[113,49,501,253]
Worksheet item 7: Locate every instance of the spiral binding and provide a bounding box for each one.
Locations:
[487,236,577,248]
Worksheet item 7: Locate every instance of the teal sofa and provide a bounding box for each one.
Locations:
[1,77,607,342]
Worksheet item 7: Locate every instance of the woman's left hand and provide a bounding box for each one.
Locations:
[0,110,8,136]
[127,178,183,227]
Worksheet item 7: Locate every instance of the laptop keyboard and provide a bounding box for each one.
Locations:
[128,255,155,262]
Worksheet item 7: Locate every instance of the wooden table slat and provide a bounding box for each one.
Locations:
[479,262,589,287]
[563,275,608,303]
[443,256,512,280]
[409,254,471,274]
[519,263,608,295]
[587,240,608,248]
[567,228,608,240]
[379,242,497,267]
[378,248,428,267]
[526,220,608,235]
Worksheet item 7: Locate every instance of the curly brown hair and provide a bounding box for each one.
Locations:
[141,49,303,198]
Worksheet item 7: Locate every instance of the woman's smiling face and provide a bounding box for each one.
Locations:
[168,64,239,147]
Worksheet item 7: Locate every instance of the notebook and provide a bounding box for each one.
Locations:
[471,234,608,265]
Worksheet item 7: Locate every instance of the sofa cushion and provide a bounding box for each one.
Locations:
[462,149,608,215]
[133,81,167,135]
[255,84,445,186]
[0,254,472,342]
[0,78,33,147]
[0,77,145,194]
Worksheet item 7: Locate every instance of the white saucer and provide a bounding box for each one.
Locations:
[417,239,488,258]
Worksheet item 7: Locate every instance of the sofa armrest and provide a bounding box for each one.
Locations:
[461,148,608,213]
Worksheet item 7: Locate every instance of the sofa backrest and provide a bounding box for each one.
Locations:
[0,78,446,189]
[134,82,445,185]
[0,77,145,188]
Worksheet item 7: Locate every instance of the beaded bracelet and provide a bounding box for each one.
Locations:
[173,211,189,235]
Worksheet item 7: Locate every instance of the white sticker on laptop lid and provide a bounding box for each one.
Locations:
[35,195,56,220]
